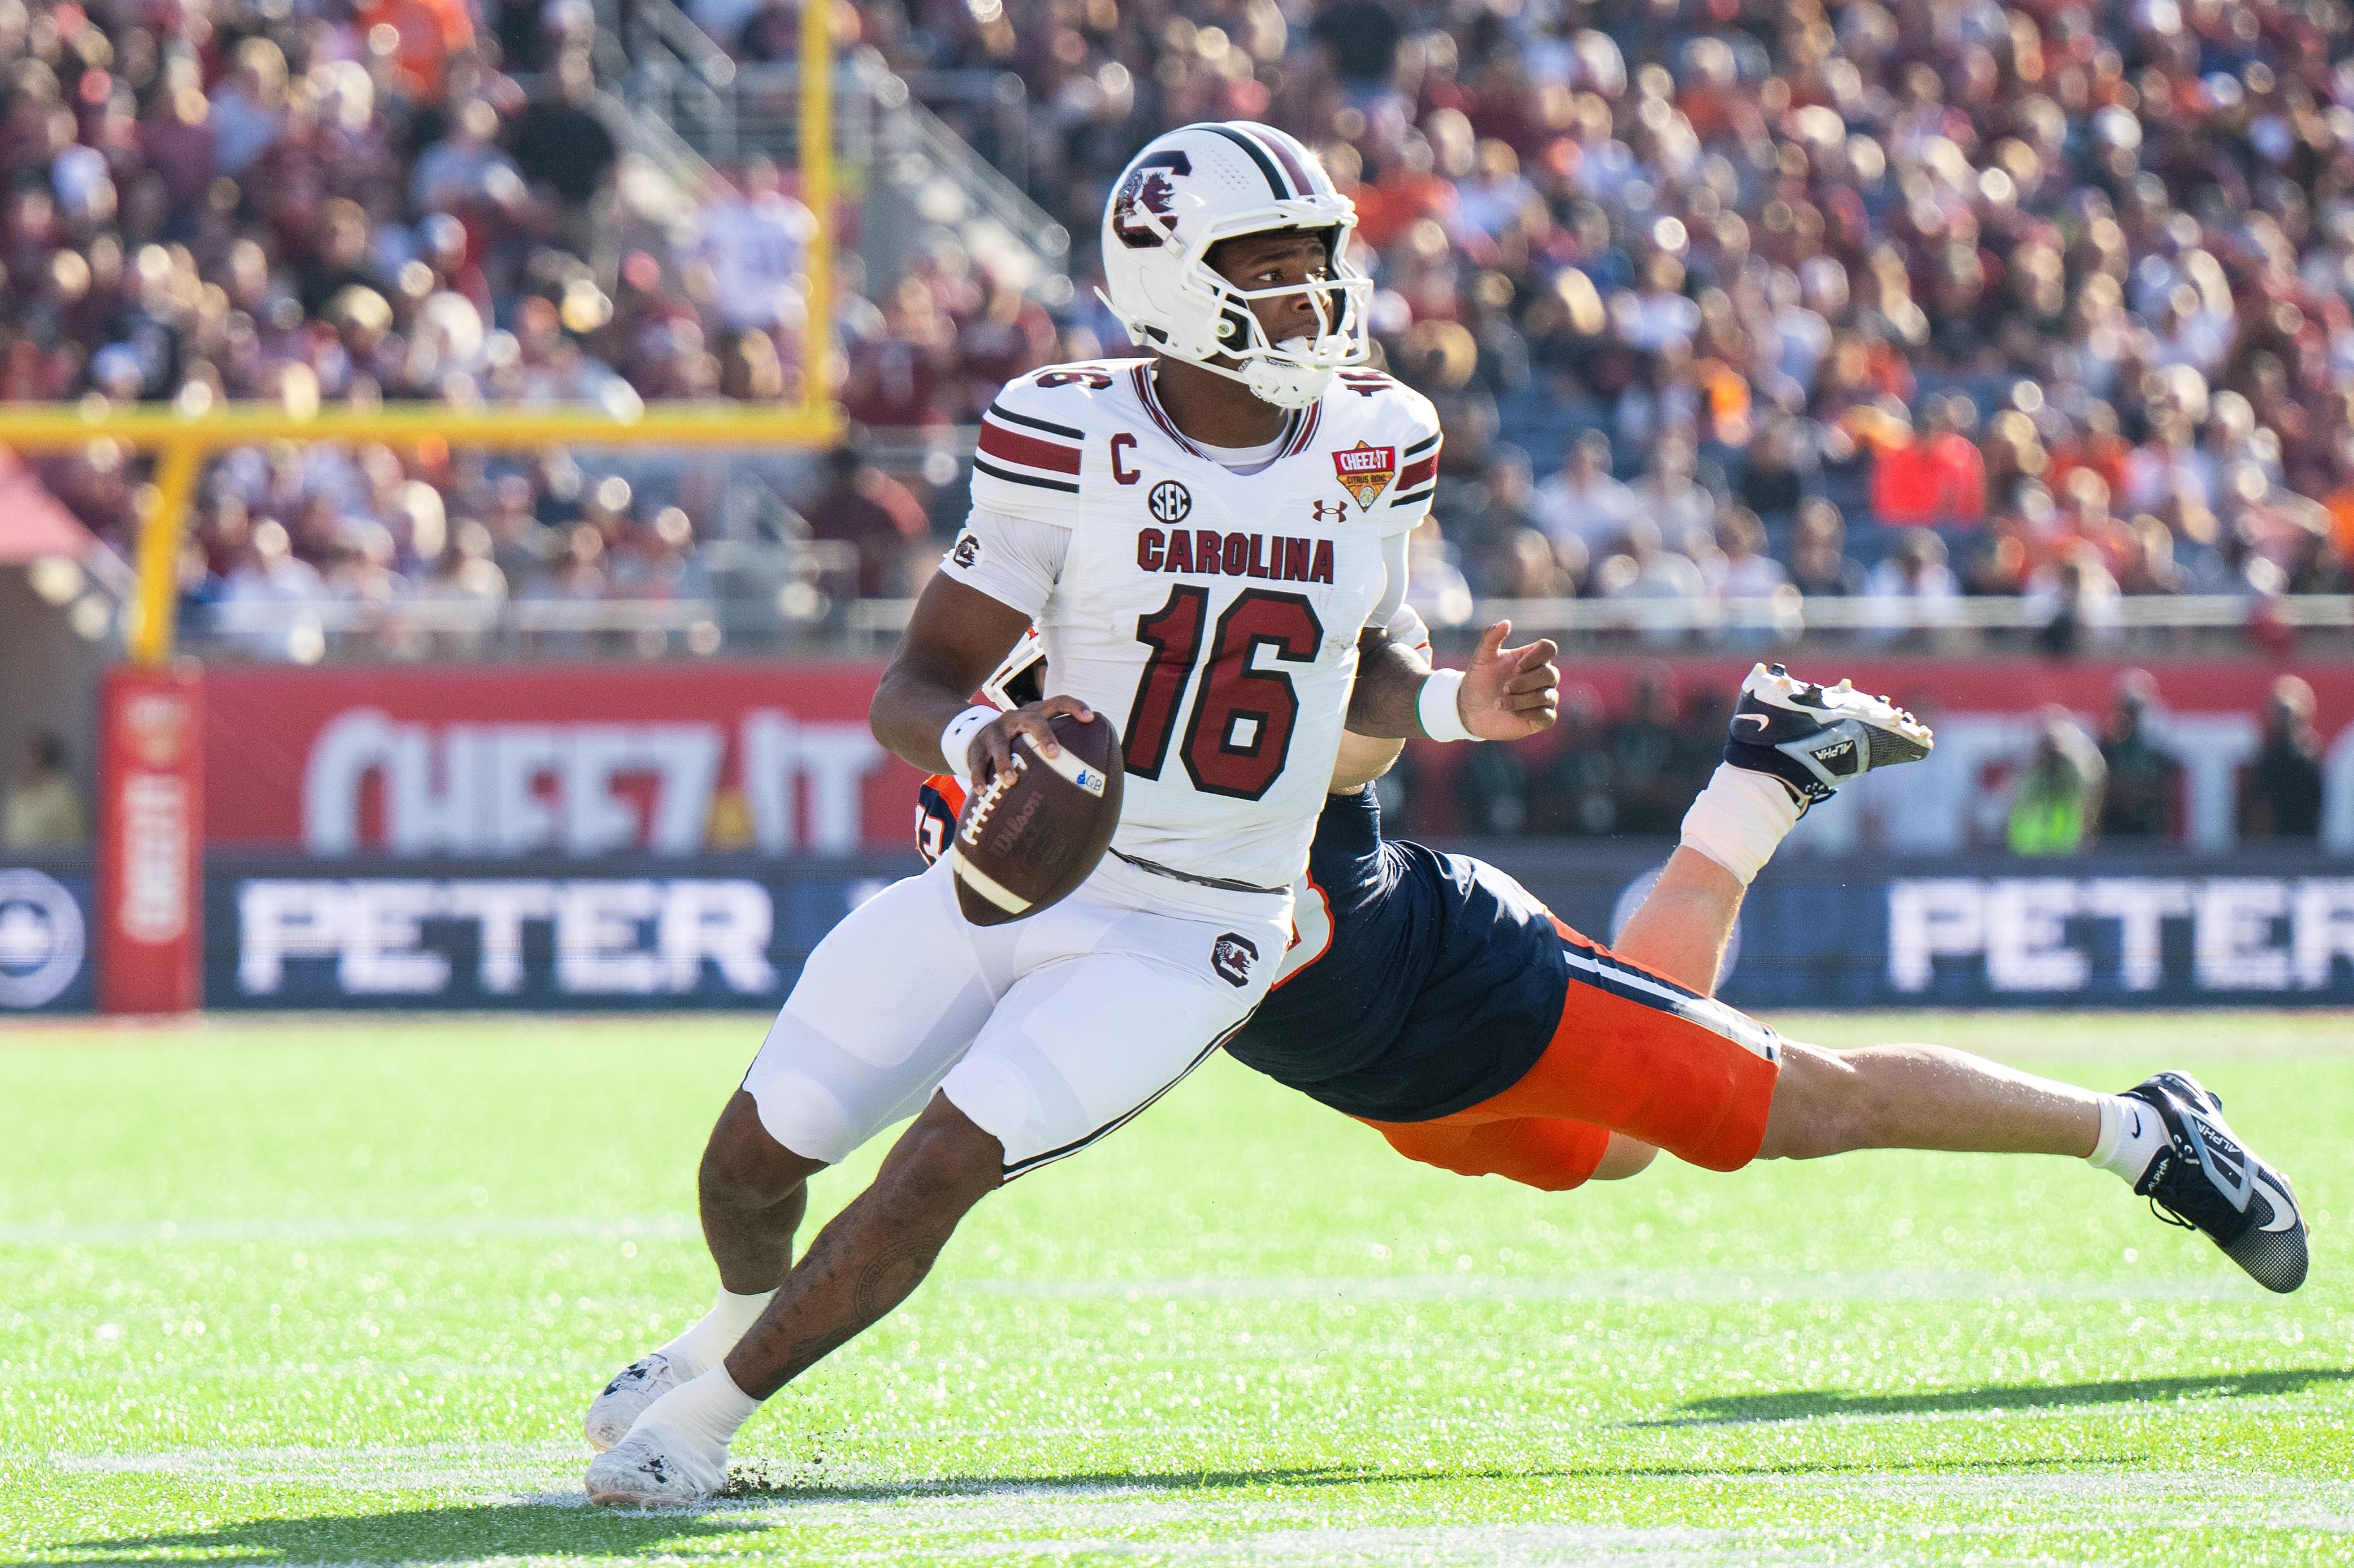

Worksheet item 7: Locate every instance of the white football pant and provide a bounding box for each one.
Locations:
[740,853,1288,1177]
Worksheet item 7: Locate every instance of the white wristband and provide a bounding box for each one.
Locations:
[1416,668,1479,742]
[939,706,998,778]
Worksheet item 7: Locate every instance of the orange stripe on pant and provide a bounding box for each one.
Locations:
[1359,919,1781,1191]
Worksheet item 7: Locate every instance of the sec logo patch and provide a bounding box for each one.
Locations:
[1148,480,1192,524]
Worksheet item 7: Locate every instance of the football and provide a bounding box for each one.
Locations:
[949,711,1125,925]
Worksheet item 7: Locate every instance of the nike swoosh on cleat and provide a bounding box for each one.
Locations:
[2251,1175,2301,1233]
[1736,714,1770,730]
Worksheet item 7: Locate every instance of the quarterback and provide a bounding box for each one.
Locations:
[922,634,2309,1294]
[582,121,1560,1504]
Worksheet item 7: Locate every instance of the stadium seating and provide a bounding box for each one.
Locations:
[6,0,2352,654]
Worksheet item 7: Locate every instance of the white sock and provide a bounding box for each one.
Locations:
[643,1364,761,1449]
[657,1287,776,1378]
[1678,765,1803,886]
[2089,1095,2166,1184]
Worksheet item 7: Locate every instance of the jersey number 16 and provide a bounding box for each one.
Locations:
[1121,586,1324,801]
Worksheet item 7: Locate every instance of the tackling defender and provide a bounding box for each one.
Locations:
[922,634,2308,1292]
[581,121,1560,1504]
[1240,659,2308,1295]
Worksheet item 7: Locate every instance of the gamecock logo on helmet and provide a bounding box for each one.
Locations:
[1110,152,1192,249]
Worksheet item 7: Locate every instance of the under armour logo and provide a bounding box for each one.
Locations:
[1309,497,1351,522]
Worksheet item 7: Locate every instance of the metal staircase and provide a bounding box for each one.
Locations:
[603,0,1071,302]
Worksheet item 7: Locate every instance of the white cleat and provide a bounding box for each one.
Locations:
[584,1421,731,1507]
[585,1351,682,1452]
[1724,663,1934,810]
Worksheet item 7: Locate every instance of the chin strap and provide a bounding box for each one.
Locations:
[1100,287,1346,411]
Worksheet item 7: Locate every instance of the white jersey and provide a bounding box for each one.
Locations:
[941,357,1441,892]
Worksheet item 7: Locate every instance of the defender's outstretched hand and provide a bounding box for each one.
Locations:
[1456,620,1560,741]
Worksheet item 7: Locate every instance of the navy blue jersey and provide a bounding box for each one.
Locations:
[1228,787,1568,1122]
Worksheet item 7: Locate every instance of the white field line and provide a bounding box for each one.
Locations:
[37,1450,2354,1567]
[257,1535,1841,1568]
[841,1522,1839,1567]
[684,1472,2354,1564]
[0,1217,700,1245]
[947,1270,2246,1304]
[0,1220,2253,1307]
[1641,1391,2351,1430]
[50,1445,2354,1515]
[50,1440,585,1493]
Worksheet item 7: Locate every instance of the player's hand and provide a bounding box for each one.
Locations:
[972,695,1095,781]
[1457,619,1560,741]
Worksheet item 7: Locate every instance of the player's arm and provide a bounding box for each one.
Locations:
[1332,603,1429,791]
[1330,731,1405,792]
[1345,536,1563,741]
[870,513,1088,778]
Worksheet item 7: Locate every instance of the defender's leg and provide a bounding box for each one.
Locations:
[1490,664,2301,1289]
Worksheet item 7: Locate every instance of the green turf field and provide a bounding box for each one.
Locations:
[3,1013,2350,1566]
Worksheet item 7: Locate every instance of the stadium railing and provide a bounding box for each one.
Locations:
[169,587,2354,662]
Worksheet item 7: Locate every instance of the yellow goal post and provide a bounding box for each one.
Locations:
[1,0,841,669]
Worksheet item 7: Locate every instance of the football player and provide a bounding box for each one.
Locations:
[922,628,2309,1297]
[582,121,1562,1504]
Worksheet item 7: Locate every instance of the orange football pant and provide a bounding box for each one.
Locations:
[1358,919,1782,1191]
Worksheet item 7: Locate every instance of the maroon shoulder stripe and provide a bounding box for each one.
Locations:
[978,419,1083,474]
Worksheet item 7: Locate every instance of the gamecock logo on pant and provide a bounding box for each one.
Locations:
[1211,932,1258,988]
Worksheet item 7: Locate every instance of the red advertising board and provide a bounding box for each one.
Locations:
[202,662,927,858]
[99,663,204,1013]
[1405,655,2354,849]
[200,655,2354,858]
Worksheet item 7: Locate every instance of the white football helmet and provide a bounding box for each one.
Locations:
[1098,121,1373,409]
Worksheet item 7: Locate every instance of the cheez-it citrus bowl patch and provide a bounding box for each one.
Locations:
[1332,441,1397,511]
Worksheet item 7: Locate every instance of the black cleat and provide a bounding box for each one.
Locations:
[1723,663,1935,812]
[2123,1073,2308,1294]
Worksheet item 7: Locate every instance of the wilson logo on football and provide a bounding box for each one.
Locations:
[1331,441,1397,510]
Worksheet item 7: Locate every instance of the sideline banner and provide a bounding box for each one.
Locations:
[200,658,2354,858]
[1476,841,2354,1010]
[98,663,204,1013]
[202,846,2354,1012]
[201,663,923,859]
[204,854,919,1011]
[0,859,94,1014]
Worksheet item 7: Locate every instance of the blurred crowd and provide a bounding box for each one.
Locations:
[1397,663,2333,846]
[1994,667,2326,851]
[0,0,842,622]
[823,0,2354,622]
[10,0,2354,644]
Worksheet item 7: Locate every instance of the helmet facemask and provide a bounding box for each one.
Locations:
[1105,216,1375,411]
